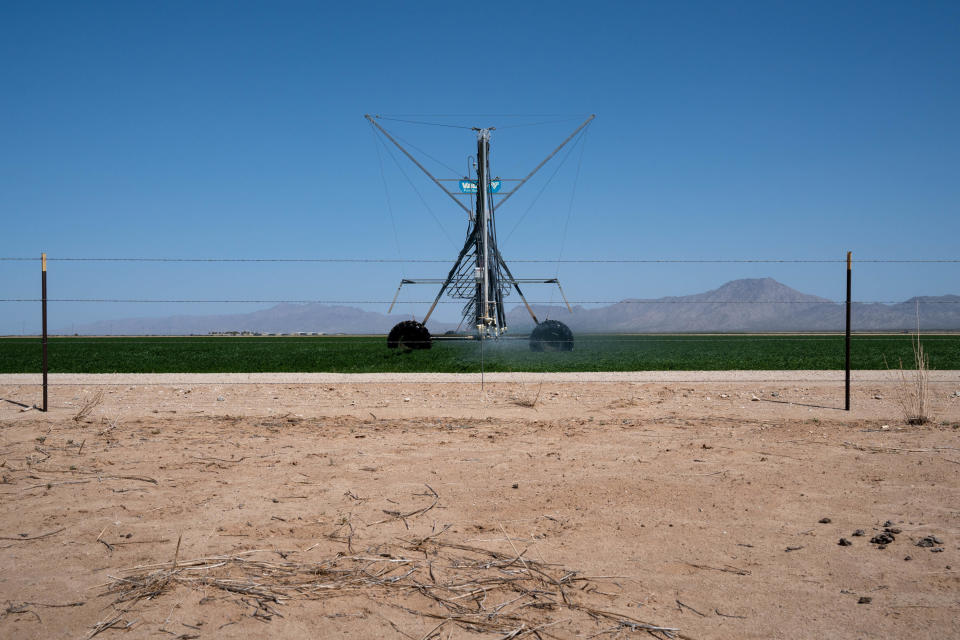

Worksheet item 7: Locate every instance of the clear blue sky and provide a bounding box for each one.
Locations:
[1,0,958,333]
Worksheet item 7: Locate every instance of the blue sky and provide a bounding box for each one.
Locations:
[1,1,958,332]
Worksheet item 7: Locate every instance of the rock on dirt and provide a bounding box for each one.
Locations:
[871,532,896,545]
[916,536,941,548]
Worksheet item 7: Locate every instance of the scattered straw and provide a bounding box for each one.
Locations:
[100,535,682,638]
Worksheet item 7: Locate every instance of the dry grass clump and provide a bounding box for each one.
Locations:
[511,381,544,408]
[892,334,931,425]
[72,389,104,422]
[887,305,932,426]
[99,534,681,638]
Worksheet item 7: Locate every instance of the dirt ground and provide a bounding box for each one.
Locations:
[1,375,959,639]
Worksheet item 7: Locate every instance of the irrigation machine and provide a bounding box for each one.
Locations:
[366,114,593,351]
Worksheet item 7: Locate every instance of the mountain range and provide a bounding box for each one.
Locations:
[59,278,960,335]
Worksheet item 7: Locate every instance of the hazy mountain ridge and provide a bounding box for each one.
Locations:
[506,278,960,332]
[59,278,960,335]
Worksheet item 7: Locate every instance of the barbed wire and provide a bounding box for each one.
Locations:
[5,336,958,344]
[2,378,958,387]
[2,298,959,304]
[2,257,960,263]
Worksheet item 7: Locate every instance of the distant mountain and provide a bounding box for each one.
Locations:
[59,278,960,335]
[505,278,960,333]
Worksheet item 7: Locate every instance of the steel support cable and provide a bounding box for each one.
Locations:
[553,119,591,316]
[370,122,406,279]
[557,122,590,271]
[388,129,462,176]
[502,127,587,244]
[496,116,590,129]
[379,113,585,117]
[376,128,457,248]
[371,115,473,130]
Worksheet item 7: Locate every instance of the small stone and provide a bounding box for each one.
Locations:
[838,538,852,546]
[719,393,729,399]
[880,425,890,430]
[852,529,866,537]
[931,548,945,553]
[216,396,225,402]
[883,520,895,528]
[858,596,872,604]
[885,527,902,534]
[750,395,759,401]
[916,536,938,548]
[403,397,411,402]
[904,556,912,561]
[511,483,518,489]
[771,391,779,398]
[819,517,832,524]
[871,532,895,545]
[873,394,883,400]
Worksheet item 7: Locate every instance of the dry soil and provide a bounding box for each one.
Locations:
[1,373,958,639]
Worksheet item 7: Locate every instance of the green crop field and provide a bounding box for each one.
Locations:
[1,334,959,373]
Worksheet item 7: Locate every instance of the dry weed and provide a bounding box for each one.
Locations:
[511,381,544,408]
[887,305,932,425]
[891,334,931,425]
[72,389,104,423]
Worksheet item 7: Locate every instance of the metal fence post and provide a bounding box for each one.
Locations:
[42,252,48,412]
[845,251,851,411]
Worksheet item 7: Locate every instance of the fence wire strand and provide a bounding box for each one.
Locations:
[3,257,960,263]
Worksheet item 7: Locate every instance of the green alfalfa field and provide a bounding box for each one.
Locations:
[1,334,959,373]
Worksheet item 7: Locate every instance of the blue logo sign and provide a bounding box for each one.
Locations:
[458,180,501,193]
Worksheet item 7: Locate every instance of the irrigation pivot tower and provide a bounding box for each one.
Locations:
[366,114,594,351]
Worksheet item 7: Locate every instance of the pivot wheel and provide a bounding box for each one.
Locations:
[387,320,432,350]
[529,320,573,352]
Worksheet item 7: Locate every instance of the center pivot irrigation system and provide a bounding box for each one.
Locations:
[366,114,594,351]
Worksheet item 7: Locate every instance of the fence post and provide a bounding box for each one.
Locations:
[42,252,48,412]
[845,251,851,411]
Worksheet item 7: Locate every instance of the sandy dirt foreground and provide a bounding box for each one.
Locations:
[1,374,959,640]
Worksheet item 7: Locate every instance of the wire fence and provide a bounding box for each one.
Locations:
[1,254,958,412]
[3,256,960,263]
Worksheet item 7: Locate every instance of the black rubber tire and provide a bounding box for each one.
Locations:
[529,320,574,352]
[387,321,432,350]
